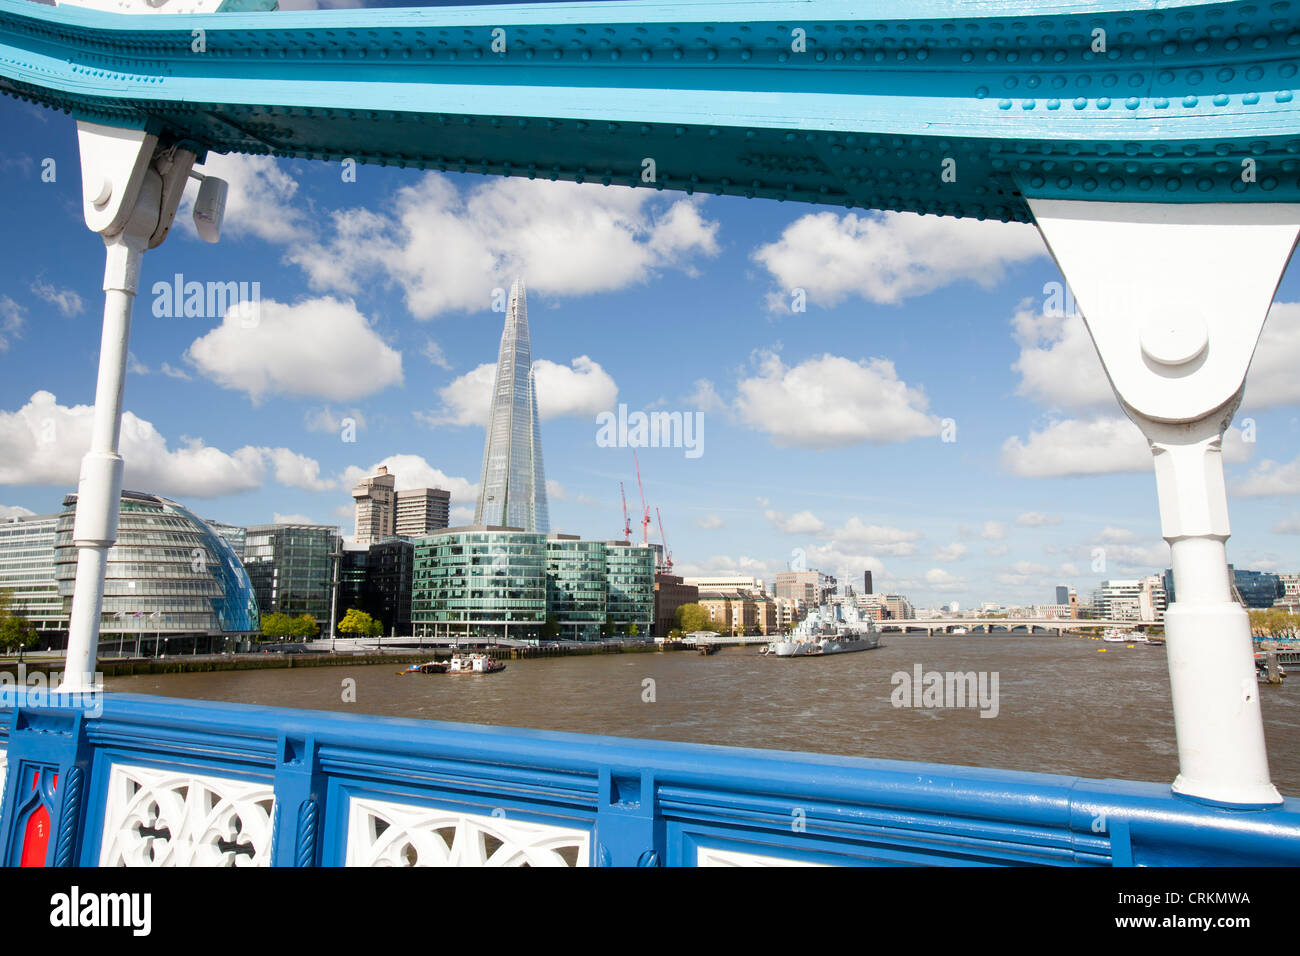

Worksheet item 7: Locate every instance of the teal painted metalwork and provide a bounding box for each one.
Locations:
[3,1,1300,219]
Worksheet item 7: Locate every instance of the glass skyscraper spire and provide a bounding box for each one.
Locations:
[474,278,549,533]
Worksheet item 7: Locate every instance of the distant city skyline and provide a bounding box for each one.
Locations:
[5,102,1300,610]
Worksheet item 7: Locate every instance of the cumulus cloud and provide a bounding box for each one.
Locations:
[829,517,922,557]
[186,297,402,403]
[0,391,327,499]
[981,521,1008,541]
[924,568,966,591]
[764,509,825,535]
[1274,515,1300,534]
[0,504,35,520]
[697,514,724,530]
[934,542,968,562]
[339,455,476,504]
[1003,416,1251,479]
[180,153,309,243]
[732,350,940,448]
[753,210,1045,309]
[1012,298,1300,413]
[287,173,720,318]
[1232,456,1300,497]
[1016,512,1063,527]
[428,356,617,426]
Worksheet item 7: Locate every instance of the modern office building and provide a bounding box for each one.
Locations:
[604,541,655,635]
[653,572,698,637]
[546,535,607,641]
[1091,576,1167,623]
[0,512,63,634]
[395,488,451,538]
[411,529,654,642]
[1230,567,1285,609]
[341,538,415,635]
[863,570,873,594]
[412,526,547,641]
[244,523,340,624]
[474,279,550,533]
[1055,585,1070,605]
[51,492,260,649]
[352,466,397,546]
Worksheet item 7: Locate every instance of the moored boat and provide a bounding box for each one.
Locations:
[447,652,507,674]
[763,603,882,658]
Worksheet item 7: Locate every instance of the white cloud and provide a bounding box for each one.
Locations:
[985,543,1010,557]
[1012,299,1300,413]
[186,296,402,403]
[1232,456,1300,497]
[1004,417,1251,479]
[0,504,35,520]
[272,512,318,526]
[1016,512,1063,527]
[924,568,966,591]
[450,505,475,525]
[753,210,1045,309]
[0,391,326,499]
[304,407,367,435]
[180,153,308,243]
[934,542,968,562]
[1096,527,1135,543]
[1274,515,1300,534]
[30,280,83,317]
[0,296,23,352]
[732,350,940,449]
[159,363,191,381]
[287,173,720,318]
[982,521,1007,541]
[422,339,452,370]
[829,517,922,557]
[546,480,567,502]
[430,356,617,426]
[697,514,724,530]
[764,509,825,535]
[127,353,149,376]
[339,455,476,504]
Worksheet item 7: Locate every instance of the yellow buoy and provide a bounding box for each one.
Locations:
[1098,648,1107,653]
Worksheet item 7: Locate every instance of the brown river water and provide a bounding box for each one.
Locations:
[105,633,1300,792]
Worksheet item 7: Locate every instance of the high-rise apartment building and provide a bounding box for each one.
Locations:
[395,488,450,537]
[474,279,549,533]
[352,466,396,546]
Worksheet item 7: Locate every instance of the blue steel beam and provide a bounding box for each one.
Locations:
[3,1,1300,221]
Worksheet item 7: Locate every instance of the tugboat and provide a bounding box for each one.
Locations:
[447,652,507,674]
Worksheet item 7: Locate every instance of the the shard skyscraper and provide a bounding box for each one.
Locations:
[474,279,550,533]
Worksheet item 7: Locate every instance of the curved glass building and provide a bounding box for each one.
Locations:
[54,491,260,646]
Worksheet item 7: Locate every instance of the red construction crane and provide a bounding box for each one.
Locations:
[633,450,651,545]
[619,482,632,542]
[656,507,673,573]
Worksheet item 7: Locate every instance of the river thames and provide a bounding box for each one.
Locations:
[105,633,1300,792]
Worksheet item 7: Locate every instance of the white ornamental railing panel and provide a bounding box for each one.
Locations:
[99,763,275,867]
[345,796,589,867]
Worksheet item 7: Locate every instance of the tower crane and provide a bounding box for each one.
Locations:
[634,450,651,546]
[656,508,673,573]
[619,482,632,542]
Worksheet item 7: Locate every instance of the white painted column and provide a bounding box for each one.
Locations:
[1029,198,1300,806]
[60,122,200,693]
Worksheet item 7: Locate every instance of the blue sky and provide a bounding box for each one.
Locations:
[4,93,1300,611]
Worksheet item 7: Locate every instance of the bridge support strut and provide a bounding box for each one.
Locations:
[60,123,198,693]
[1029,198,1300,807]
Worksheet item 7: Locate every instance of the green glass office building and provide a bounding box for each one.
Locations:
[412,527,547,641]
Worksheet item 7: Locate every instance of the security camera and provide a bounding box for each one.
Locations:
[191,173,228,243]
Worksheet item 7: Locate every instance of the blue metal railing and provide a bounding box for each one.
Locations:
[0,688,1297,866]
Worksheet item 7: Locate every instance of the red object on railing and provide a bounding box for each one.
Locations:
[18,770,58,866]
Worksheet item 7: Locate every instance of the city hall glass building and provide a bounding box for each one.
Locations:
[51,491,260,649]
